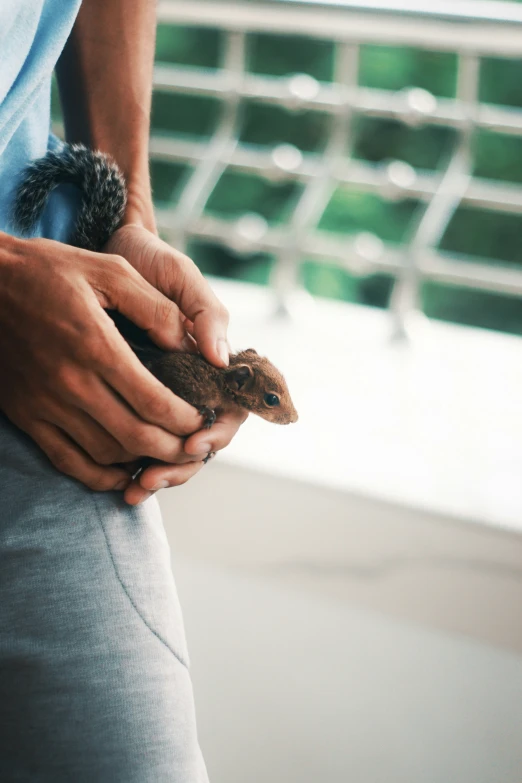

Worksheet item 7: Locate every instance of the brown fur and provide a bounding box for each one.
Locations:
[12,144,297,429]
[143,348,298,425]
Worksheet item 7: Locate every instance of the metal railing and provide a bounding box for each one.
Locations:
[154,0,522,332]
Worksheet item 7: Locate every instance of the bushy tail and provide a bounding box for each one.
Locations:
[12,143,127,252]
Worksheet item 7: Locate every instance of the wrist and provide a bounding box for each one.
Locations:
[0,231,24,264]
[0,232,32,294]
[122,183,157,235]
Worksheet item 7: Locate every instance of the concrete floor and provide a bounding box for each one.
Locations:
[158,282,522,782]
[160,460,522,783]
[172,554,522,783]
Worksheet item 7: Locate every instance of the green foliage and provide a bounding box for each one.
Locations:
[353,117,455,171]
[319,188,419,242]
[442,206,522,265]
[247,34,335,80]
[50,76,61,122]
[206,171,301,224]
[150,160,190,204]
[151,93,220,137]
[358,46,457,98]
[189,241,273,285]
[423,284,522,336]
[475,130,522,184]
[240,102,329,152]
[156,25,221,68]
[480,57,522,108]
[149,25,522,336]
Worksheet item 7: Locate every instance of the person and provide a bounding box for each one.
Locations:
[0,1,246,779]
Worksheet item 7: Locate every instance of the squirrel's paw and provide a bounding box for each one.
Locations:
[199,406,216,429]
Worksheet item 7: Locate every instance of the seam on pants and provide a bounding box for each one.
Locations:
[92,493,189,669]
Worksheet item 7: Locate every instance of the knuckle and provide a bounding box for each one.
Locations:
[154,296,177,327]
[81,328,112,364]
[5,400,31,427]
[91,445,123,466]
[108,254,128,272]
[85,471,117,492]
[55,364,82,399]
[103,254,133,285]
[121,426,155,457]
[145,391,172,422]
[48,446,73,475]
[177,250,193,266]
[168,249,192,274]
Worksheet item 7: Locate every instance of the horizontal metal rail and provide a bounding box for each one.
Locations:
[149,133,522,215]
[152,0,522,328]
[154,65,522,138]
[155,213,522,298]
[157,0,522,54]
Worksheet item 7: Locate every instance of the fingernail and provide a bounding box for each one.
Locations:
[135,491,153,505]
[150,480,169,491]
[217,339,229,366]
[181,334,196,352]
[115,479,129,491]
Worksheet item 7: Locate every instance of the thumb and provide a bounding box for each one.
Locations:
[90,253,186,350]
[154,244,230,367]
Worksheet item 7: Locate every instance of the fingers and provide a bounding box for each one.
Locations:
[179,322,198,353]
[124,460,204,505]
[192,308,230,368]
[184,409,248,457]
[89,253,187,351]
[86,317,203,437]
[121,409,248,506]
[153,244,230,367]
[94,232,230,365]
[30,421,131,492]
[44,402,136,465]
[70,372,197,461]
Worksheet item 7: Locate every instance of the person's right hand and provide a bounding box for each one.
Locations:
[0,232,205,493]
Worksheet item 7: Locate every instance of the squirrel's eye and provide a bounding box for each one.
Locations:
[264,393,280,407]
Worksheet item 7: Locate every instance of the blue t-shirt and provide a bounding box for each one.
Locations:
[0,0,81,241]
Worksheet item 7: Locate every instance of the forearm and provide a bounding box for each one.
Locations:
[55,0,157,232]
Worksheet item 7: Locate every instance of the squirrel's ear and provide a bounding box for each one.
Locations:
[225,364,254,392]
[244,348,258,356]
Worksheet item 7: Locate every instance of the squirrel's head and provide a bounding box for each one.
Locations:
[224,349,298,425]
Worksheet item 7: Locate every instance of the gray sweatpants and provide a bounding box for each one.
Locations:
[0,414,209,782]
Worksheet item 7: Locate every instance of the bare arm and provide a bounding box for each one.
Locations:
[56,0,157,232]
[55,1,245,504]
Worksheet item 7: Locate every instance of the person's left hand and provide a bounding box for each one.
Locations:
[104,224,247,505]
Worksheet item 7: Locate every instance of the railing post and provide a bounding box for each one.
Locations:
[271,42,359,317]
[170,30,245,253]
[389,53,479,341]
[152,1,522,313]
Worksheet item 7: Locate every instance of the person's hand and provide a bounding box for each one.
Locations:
[123,409,248,505]
[0,232,205,493]
[105,224,230,365]
[104,224,247,505]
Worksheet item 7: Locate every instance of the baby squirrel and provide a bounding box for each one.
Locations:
[12,143,298,427]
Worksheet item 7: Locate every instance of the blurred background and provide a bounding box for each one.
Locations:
[56,1,522,780]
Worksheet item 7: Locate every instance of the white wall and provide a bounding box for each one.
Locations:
[160,463,522,783]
